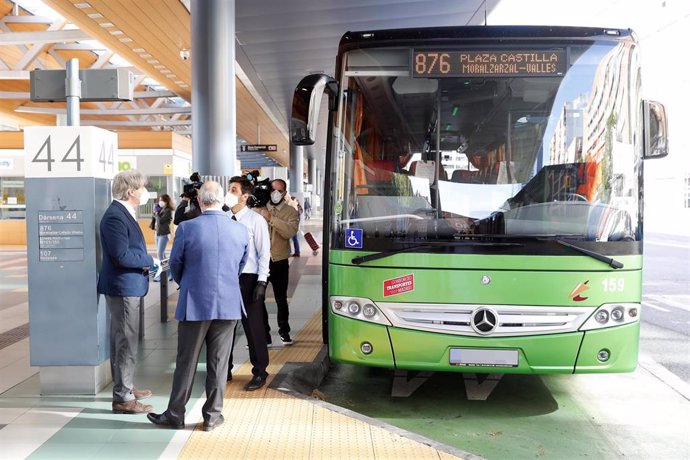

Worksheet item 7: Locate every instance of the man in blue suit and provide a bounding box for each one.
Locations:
[98,170,159,414]
[148,181,249,432]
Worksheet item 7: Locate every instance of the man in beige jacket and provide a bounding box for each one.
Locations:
[259,179,299,345]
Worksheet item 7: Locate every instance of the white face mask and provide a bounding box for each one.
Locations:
[270,190,283,205]
[224,192,239,208]
[158,200,165,208]
[137,188,150,206]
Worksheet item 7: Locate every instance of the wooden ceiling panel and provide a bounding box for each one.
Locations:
[1,0,288,166]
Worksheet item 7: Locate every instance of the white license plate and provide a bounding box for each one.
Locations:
[449,348,519,367]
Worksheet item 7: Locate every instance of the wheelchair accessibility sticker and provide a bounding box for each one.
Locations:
[345,228,363,248]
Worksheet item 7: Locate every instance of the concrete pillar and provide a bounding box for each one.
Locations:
[316,168,322,196]
[191,0,236,176]
[290,144,304,193]
[308,158,316,190]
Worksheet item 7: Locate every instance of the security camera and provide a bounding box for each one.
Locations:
[179,48,190,61]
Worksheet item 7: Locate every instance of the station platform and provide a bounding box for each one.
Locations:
[0,216,476,460]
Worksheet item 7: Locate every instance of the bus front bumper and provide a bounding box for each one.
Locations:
[328,314,639,374]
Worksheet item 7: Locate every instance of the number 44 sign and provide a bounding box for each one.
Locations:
[24,127,118,179]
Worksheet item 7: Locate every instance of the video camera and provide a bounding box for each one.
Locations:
[243,170,271,208]
[182,172,203,199]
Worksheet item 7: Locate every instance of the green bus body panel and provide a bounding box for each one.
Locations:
[388,327,581,374]
[329,251,642,307]
[329,314,395,368]
[576,322,640,372]
[327,251,642,374]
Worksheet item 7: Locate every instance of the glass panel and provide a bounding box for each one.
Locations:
[332,42,641,247]
[0,177,25,219]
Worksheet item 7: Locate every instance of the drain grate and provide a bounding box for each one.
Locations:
[0,323,29,351]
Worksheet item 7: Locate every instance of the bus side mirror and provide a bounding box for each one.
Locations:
[291,74,337,146]
[643,100,668,159]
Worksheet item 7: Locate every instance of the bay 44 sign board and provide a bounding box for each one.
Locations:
[24,127,118,179]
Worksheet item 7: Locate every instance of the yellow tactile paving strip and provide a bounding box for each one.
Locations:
[179,313,468,460]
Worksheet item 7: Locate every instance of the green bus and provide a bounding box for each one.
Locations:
[291,26,668,374]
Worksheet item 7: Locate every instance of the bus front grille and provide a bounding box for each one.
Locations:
[377,302,595,337]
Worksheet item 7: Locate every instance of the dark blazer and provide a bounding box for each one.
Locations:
[97,201,154,297]
[170,210,249,321]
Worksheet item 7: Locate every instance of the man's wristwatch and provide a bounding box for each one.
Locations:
[257,281,267,287]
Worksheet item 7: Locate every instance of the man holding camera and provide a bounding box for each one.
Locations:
[174,173,202,225]
[225,176,271,390]
[259,179,299,345]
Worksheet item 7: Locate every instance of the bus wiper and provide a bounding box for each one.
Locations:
[553,238,624,269]
[452,234,624,269]
[350,240,522,265]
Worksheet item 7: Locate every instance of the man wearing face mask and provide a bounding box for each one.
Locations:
[98,170,160,414]
[225,176,271,389]
[259,179,299,345]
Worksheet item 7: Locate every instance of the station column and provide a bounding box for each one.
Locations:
[191,0,236,176]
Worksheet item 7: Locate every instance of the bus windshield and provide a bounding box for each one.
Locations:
[332,41,641,247]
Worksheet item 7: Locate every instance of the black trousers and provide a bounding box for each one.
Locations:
[229,273,269,379]
[267,258,290,336]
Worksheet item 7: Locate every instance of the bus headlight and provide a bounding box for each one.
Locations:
[330,296,392,326]
[362,304,377,318]
[580,303,640,331]
[595,310,609,324]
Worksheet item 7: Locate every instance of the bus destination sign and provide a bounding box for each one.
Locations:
[412,50,566,78]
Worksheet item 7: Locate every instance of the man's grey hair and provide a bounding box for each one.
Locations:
[198,181,224,206]
[112,170,147,201]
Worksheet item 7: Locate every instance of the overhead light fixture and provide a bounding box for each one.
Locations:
[451,106,459,117]
[73,2,91,8]
[99,22,114,28]
[166,74,177,78]
[160,69,171,74]
[444,123,452,131]
[179,48,190,61]
[109,30,123,35]
[154,64,165,69]
[119,38,132,43]
[87,13,102,19]
[147,59,159,64]
[174,81,184,85]
[140,54,152,59]
[132,48,145,53]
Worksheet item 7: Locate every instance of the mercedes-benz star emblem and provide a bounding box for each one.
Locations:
[470,307,498,335]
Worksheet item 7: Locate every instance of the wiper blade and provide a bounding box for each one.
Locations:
[553,239,624,269]
[350,240,522,265]
[469,234,625,269]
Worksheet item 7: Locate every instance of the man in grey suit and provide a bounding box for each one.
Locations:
[148,181,249,432]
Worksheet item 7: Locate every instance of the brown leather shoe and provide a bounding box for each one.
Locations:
[112,400,153,414]
[133,388,152,400]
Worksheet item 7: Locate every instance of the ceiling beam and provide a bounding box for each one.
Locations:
[0,90,178,100]
[0,71,30,79]
[15,106,191,115]
[1,15,55,24]
[0,29,91,46]
[81,119,191,127]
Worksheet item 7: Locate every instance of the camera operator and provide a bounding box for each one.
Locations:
[174,173,202,225]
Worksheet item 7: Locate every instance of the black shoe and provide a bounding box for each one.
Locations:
[244,375,267,391]
[227,372,233,382]
[203,414,224,432]
[147,412,184,429]
[280,333,293,345]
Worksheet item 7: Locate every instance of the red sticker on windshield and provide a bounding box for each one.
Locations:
[383,274,415,297]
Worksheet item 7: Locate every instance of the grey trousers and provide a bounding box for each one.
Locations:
[165,319,237,425]
[105,295,141,403]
